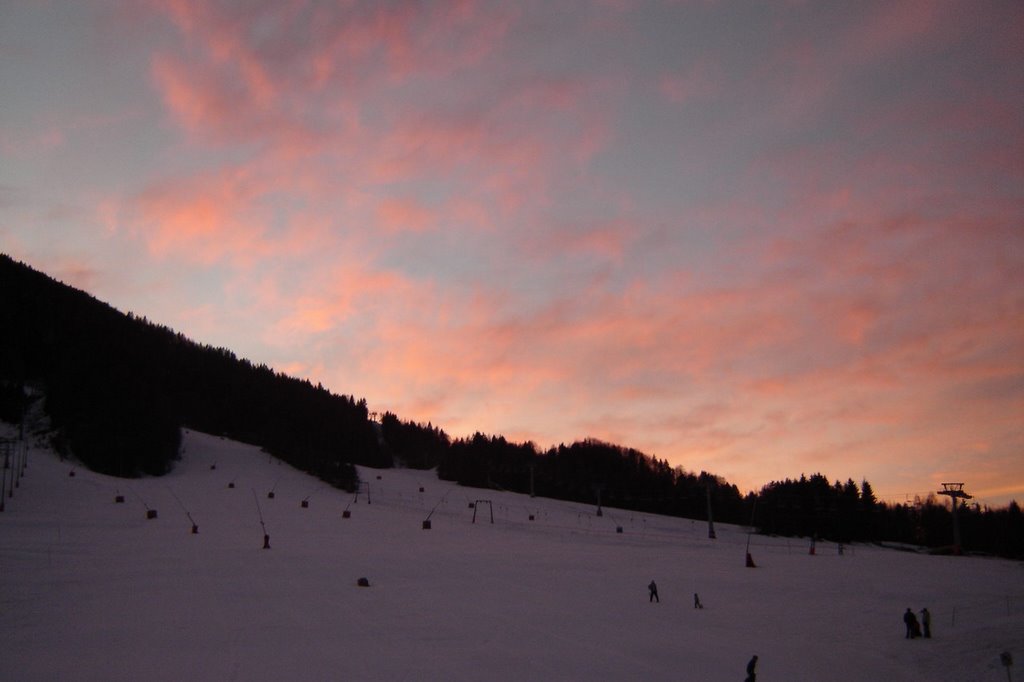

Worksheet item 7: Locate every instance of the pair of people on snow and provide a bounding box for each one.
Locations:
[903,607,932,638]
[903,607,928,638]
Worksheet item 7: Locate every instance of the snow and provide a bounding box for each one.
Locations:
[1,427,1021,681]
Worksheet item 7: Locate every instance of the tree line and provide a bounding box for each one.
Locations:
[384,410,1022,558]
[2,254,1020,558]
[754,474,1023,558]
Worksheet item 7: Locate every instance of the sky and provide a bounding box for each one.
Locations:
[1,0,1022,506]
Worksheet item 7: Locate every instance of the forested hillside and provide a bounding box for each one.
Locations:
[0,254,384,488]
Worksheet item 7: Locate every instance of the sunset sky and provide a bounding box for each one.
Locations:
[2,1,1022,506]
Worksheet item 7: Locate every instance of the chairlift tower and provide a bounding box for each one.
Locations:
[591,483,604,517]
[937,483,972,555]
[705,482,716,539]
[700,473,716,540]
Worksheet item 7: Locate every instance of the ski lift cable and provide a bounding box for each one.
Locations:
[251,488,268,535]
[165,484,197,527]
[127,485,152,511]
[424,489,453,521]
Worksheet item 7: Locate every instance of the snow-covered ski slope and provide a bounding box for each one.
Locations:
[1,428,1021,681]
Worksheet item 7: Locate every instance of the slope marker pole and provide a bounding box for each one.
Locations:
[252,488,270,548]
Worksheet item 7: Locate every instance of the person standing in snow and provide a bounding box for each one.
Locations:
[919,607,931,638]
[694,592,703,609]
[648,580,659,602]
[903,608,919,638]
[744,654,758,682]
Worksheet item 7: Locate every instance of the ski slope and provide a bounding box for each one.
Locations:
[1,427,1021,681]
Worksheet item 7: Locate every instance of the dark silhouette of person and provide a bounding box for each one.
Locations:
[903,608,919,638]
[648,580,659,602]
[694,592,703,609]
[920,607,931,638]
[745,654,758,682]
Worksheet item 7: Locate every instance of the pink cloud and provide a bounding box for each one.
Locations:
[272,298,343,337]
[308,1,514,86]
[149,1,515,143]
[150,56,235,137]
[363,98,602,214]
[519,218,636,265]
[121,161,332,269]
[375,198,438,235]
[129,173,258,264]
[143,0,619,248]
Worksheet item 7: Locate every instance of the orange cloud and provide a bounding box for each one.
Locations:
[128,171,263,265]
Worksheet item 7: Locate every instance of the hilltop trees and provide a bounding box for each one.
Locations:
[381,412,450,469]
[439,432,535,490]
[753,476,1023,558]
[755,475,877,542]
[436,434,748,524]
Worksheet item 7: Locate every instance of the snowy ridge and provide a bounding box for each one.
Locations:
[1,428,1021,681]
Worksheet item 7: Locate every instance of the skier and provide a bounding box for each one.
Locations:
[903,607,919,639]
[648,580,659,603]
[694,592,703,609]
[744,654,758,682]
[919,607,931,638]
